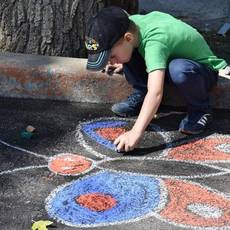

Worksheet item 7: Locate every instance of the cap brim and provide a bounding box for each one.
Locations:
[87,50,111,71]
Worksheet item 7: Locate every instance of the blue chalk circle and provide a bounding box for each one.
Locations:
[46,171,161,227]
[81,120,128,150]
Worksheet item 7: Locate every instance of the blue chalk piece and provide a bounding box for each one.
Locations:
[116,148,125,154]
[20,131,33,139]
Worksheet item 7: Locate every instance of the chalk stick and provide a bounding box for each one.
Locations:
[26,125,36,133]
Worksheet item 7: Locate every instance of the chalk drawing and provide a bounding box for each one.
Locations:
[75,117,230,229]
[77,117,172,159]
[76,192,117,212]
[0,165,47,175]
[157,179,230,229]
[96,127,126,141]
[48,153,95,176]
[1,116,230,229]
[215,143,230,153]
[81,120,128,150]
[96,157,230,179]
[0,139,49,160]
[167,135,230,162]
[187,203,223,219]
[45,171,165,227]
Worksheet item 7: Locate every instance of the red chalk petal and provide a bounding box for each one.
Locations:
[160,179,230,228]
[49,154,92,175]
[168,137,230,161]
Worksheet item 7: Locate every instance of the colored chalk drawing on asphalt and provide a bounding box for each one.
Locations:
[77,117,172,159]
[80,120,128,150]
[157,179,230,229]
[0,165,47,175]
[1,116,230,229]
[96,157,230,179]
[167,135,230,162]
[48,153,95,176]
[96,127,126,141]
[45,171,165,227]
[76,192,117,212]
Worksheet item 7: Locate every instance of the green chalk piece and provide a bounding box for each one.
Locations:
[20,131,33,139]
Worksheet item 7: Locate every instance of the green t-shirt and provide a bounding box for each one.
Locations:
[129,12,228,73]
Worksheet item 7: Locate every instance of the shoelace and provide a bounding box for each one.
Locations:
[197,114,211,126]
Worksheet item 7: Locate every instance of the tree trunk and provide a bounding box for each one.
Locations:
[0,0,138,57]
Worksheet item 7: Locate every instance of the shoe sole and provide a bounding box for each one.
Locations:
[179,129,203,135]
[111,108,139,118]
[179,126,208,135]
[112,112,138,118]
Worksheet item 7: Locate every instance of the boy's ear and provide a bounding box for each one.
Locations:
[124,32,133,42]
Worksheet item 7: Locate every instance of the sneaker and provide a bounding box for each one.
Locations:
[179,112,213,135]
[111,90,145,117]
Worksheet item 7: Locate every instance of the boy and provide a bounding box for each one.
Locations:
[85,6,230,153]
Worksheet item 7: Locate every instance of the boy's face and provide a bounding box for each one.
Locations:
[109,33,134,65]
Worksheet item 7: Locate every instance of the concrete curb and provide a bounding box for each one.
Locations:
[0,52,132,104]
[0,52,229,109]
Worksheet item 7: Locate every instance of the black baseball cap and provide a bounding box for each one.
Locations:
[85,6,130,71]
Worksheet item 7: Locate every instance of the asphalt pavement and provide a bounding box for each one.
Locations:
[0,98,229,230]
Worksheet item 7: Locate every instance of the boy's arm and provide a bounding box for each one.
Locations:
[114,69,165,152]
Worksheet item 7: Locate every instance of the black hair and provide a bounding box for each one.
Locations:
[127,19,138,33]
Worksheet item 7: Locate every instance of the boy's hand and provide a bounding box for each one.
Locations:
[223,66,230,75]
[103,63,123,75]
[219,66,230,77]
[114,129,142,152]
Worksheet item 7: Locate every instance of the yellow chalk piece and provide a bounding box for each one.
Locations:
[31,220,53,230]
[26,125,36,133]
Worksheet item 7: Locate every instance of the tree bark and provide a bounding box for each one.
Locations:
[0,0,138,57]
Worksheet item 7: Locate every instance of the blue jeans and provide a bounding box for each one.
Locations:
[123,49,218,113]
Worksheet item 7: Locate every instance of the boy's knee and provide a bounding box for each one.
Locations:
[168,59,199,85]
[169,59,189,74]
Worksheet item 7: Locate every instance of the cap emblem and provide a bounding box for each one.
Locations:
[85,37,99,51]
